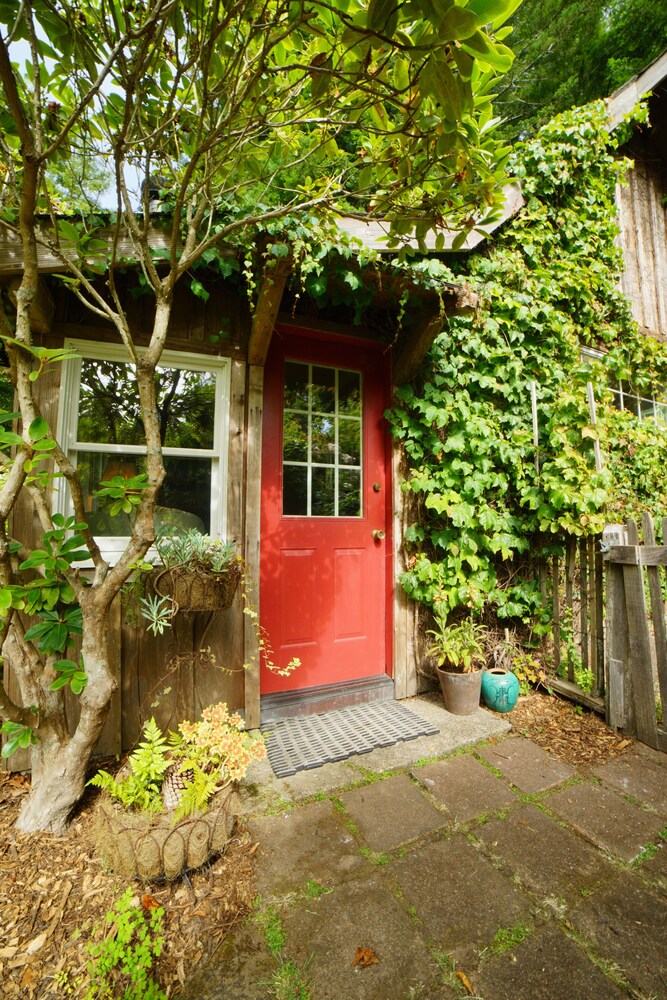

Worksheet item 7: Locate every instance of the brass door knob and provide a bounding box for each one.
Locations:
[372,529,385,541]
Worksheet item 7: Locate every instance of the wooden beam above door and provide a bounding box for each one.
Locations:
[392,284,477,385]
[247,257,292,366]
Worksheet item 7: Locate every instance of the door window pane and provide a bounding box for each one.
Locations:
[282,362,362,517]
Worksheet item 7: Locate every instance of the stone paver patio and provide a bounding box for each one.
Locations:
[182,698,667,1000]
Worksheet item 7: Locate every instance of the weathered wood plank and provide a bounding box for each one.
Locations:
[547,676,605,715]
[622,519,659,749]
[642,512,667,717]
[604,545,667,566]
[243,365,264,729]
[247,259,291,366]
[565,538,576,683]
[8,276,55,334]
[606,560,630,732]
[552,555,561,675]
[594,539,605,696]
[580,538,589,674]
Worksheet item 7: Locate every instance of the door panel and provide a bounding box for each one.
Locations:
[260,330,389,694]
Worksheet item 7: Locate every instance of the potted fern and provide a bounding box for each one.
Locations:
[426,612,488,715]
[89,703,265,880]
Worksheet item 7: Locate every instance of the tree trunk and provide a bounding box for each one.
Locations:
[15,734,89,834]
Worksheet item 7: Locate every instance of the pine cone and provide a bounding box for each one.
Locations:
[162,762,194,810]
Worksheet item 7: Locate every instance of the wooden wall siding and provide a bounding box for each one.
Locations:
[616,158,667,340]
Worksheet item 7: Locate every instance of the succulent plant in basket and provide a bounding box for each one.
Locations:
[140,529,244,635]
[426,612,488,716]
[88,703,266,880]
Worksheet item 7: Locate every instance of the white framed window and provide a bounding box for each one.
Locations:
[580,347,667,426]
[56,339,231,560]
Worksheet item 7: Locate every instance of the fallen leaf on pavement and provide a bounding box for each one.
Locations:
[353,947,380,968]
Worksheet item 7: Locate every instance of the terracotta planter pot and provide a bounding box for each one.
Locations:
[436,665,483,715]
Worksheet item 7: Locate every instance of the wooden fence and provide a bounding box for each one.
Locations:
[545,536,605,713]
[603,514,667,752]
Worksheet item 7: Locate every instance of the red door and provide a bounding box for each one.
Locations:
[260,329,390,694]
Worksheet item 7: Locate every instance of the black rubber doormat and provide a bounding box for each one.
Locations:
[265,701,439,778]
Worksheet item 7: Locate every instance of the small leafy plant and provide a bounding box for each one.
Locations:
[154,529,238,573]
[426,613,488,673]
[84,888,166,1000]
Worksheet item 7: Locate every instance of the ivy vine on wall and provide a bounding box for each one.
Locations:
[388,99,667,627]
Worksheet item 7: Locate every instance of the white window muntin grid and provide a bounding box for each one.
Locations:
[282,361,363,518]
[579,347,666,425]
[56,339,231,553]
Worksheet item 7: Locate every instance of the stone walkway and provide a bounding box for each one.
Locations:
[183,698,667,1000]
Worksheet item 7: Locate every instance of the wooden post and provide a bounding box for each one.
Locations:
[530,380,539,474]
[580,538,589,676]
[247,258,291,367]
[565,538,576,682]
[552,554,561,675]
[606,555,629,731]
[644,512,667,716]
[595,538,605,696]
[243,365,264,729]
[621,519,659,749]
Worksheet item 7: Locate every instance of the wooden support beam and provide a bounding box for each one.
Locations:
[8,276,55,335]
[247,258,291,366]
[392,284,478,385]
[604,544,667,566]
[243,364,264,730]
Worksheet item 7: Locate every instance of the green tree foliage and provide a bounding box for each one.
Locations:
[389,100,667,625]
[495,0,667,138]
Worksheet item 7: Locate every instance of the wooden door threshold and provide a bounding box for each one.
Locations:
[260,675,394,725]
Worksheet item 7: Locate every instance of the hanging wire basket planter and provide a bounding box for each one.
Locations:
[149,560,242,613]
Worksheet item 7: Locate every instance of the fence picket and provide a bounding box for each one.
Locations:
[619,520,659,749]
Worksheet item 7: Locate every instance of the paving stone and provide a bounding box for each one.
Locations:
[641,840,667,893]
[390,834,533,964]
[476,803,616,905]
[248,800,369,895]
[592,748,667,816]
[411,754,515,824]
[282,874,439,1000]
[570,870,667,998]
[180,925,274,1000]
[473,925,626,1000]
[546,780,666,862]
[340,774,447,852]
[478,736,575,793]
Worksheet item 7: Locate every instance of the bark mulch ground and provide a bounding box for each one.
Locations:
[0,690,634,998]
[0,775,256,999]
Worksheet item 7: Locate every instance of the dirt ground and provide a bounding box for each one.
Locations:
[0,690,634,999]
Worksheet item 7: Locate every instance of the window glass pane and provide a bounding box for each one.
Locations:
[624,393,641,417]
[639,398,656,422]
[338,370,361,416]
[338,469,361,516]
[160,456,211,531]
[283,412,308,462]
[311,366,336,413]
[656,403,667,426]
[283,465,308,515]
[158,369,215,449]
[284,362,309,410]
[339,418,361,465]
[74,451,211,534]
[77,359,215,449]
[77,360,144,445]
[282,361,363,517]
[312,467,335,516]
[311,415,336,464]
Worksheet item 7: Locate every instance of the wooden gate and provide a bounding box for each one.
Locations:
[603,514,667,752]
